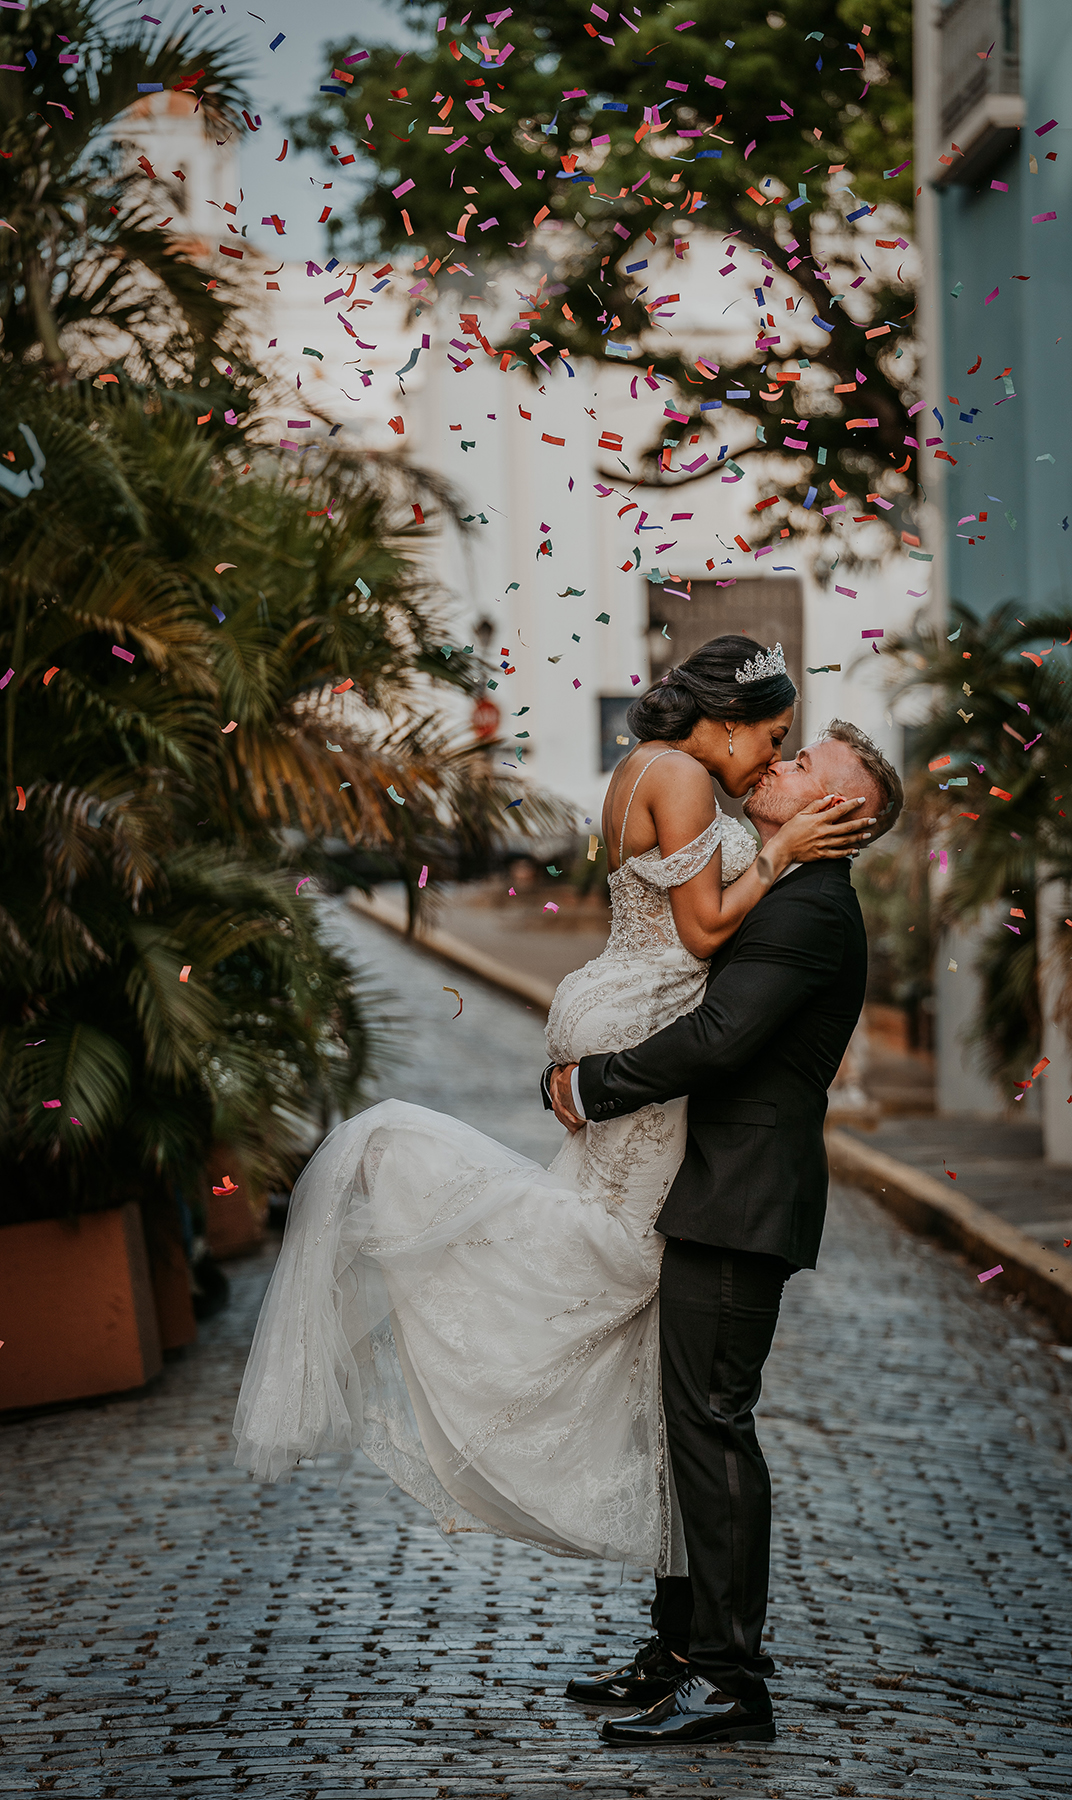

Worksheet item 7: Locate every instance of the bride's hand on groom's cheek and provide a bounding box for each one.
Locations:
[550,1064,584,1132]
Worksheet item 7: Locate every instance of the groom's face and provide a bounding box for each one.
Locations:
[744,739,874,827]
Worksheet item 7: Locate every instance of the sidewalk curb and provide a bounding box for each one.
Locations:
[346,888,557,1012]
[348,889,1072,1343]
[826,1128,1072,1343]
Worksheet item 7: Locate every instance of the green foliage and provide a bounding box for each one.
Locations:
[0,0,253,388]
[0,381,571,1221]
[293,0,914,522]
[852,828,932,1025]
[886,602,1072,1085]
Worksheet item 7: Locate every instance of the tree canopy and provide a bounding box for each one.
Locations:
[294,0,915,534]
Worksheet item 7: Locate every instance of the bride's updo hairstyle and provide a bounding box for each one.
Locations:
[627,634,797,742]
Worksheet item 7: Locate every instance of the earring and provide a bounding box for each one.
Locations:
[727,728,734,756]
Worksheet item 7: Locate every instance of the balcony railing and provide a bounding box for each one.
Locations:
[936,0,1022,182]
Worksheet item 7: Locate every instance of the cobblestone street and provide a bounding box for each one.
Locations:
[3,909,1072,1797]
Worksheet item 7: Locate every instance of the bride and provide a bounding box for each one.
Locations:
[233,636,865,1574]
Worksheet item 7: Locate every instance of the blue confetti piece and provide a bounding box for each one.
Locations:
[811,315,835,332]
[846,204,871,221]
[137,82,163,92]
[211,605,226,623]
[269,32,285,49]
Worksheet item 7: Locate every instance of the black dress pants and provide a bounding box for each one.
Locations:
[651,1238,792,1699]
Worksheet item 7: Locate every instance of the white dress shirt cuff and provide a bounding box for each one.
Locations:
[570,1065,586,1121]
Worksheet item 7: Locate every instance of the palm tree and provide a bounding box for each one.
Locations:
[0,2,572,1237]
[0,381,570,1224]
[0,0,252,390]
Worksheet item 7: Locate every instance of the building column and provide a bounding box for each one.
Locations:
[934,921,1006,1117]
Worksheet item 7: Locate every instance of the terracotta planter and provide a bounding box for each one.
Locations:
[0,1203,163,1411]
[149,1231,197,1351]
[203,1146,268,1259]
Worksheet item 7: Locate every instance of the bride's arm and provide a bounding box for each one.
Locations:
[649,760,872,960]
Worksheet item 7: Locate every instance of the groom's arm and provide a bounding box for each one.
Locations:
[576,887,845,1122]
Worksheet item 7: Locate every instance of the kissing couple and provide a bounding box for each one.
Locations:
[234,634,902,1748]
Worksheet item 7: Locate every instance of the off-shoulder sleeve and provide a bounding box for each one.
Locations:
[633,816,722,890]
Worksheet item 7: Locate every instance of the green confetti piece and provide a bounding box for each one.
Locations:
[387,784,405,805]
[595,612,610,623]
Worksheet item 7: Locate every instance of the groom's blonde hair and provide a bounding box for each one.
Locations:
[820,720,904,839]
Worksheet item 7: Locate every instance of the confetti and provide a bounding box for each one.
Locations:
[977,1265,1003,1283]
[443,986,463,1018]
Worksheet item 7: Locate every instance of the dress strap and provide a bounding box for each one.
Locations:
[617,749,683,865]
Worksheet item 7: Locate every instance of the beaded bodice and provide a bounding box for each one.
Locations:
[606,812,759,958]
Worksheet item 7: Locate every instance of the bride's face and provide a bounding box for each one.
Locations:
[682,706,795,797]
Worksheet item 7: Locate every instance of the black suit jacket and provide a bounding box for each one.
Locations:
[575,860,867,1270]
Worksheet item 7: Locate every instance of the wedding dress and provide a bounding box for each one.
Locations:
[233,754,758,1573]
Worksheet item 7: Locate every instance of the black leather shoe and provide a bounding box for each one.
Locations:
[599,1673,775,1745]
[565,1636,686,1706]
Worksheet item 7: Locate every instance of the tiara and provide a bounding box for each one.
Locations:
[735,643,787,685]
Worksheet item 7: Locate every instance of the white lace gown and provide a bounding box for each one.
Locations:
[233,807,758,1574]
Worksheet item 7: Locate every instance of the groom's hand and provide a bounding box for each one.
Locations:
[550,1063,584,1133]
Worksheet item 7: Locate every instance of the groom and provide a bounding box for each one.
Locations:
[543,720,903,1747]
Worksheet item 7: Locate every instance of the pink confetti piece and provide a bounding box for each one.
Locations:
[42,1100,61,1109]
[295,876,312,895]
[861,628,884,639]
[985,286,999,305]
[1032,211,1057,223]
[977,1264,1003,1283]
[221,720,238,733]
[111,645,135,663]
[835,586,858,598]
[418,864,429,888]
[543,902,559,914]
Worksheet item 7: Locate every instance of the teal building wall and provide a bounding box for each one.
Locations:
[936,0,1072,620]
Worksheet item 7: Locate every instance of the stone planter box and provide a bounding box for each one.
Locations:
[0,1203,163,1411]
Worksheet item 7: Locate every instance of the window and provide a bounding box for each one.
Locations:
[599,695,637,773]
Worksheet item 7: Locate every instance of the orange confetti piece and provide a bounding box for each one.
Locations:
[443,986,463,1019]
[179,965,192,982]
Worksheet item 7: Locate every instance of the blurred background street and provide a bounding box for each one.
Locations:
[3,913,1072,1798]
